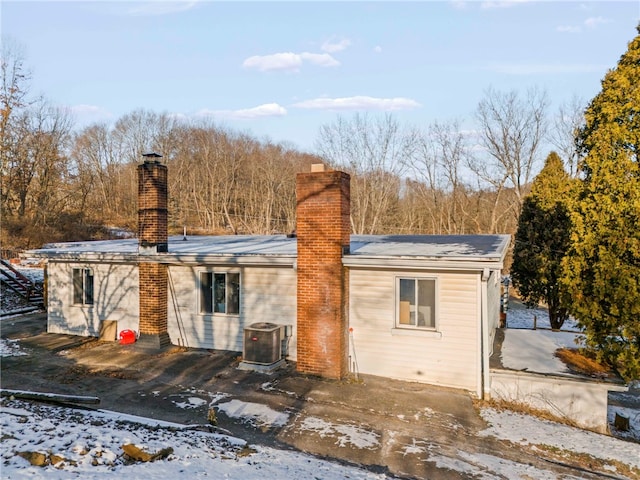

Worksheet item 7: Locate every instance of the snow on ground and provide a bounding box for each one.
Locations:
[501,299,584,375]
[2,398,639,480]
[501,329,582,374]
[216,399,290,429]
[480,408,640,471]
[609,404,640,443]
[0,264,44,315]
[0,399,389,480]
[0,337,29,357]
[504,300,580,331]
[298,416,380,449]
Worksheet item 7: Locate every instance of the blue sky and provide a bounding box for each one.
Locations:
[3,1,639,153]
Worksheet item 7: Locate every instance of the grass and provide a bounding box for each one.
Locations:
[531,444,639,480]
[554,348,614,378]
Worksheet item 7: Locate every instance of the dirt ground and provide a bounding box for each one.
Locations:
[0,313,631,479]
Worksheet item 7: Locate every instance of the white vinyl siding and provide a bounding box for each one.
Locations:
[47,262,139,337]
[167,265,296,356]
[349,268,480,391]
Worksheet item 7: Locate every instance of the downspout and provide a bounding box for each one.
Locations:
[480,268,491,399]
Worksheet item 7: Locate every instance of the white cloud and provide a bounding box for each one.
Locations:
[242,52,339,73]
[556,25,581,34]
[488,63,606,75]
[242,53,302,72]
[480,0,529,9]
[321,38,351,53]
[300,52,340,67]
[125,1,199,16]
[584,16,611,29]
[450,1,468,10]
[373,45,383,53]
[196,103,287,120]
[292,96,421,112]
[556,16,611,34]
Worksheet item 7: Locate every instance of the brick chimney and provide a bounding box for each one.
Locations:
[296,163,350,379]
[137,153,170,350]
[138,153,168,254]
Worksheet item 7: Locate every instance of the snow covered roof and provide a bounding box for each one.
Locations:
[28,234,510,269]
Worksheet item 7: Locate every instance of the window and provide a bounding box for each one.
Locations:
[73,268,94,305]
[397,278,436,329]
[200,271,240,314]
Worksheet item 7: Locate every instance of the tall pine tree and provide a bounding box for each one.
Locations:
[563,27,640,380]
[511,152,573,329]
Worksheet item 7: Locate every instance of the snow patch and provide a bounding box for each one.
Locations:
[216,399,289,428]
[172,396,208,409]
[299,416,380,449]
[480,408,640,469]
[501,329,583,374]
[0,338,28,357]
[1,398,387,479]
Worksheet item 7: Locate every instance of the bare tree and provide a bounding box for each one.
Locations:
[408,120,473,234]
[473,87,549,212]
[549,95,585,177]
[1,39,31,217]
[316,113,417,234]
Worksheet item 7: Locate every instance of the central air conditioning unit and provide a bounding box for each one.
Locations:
[243,322,283,365]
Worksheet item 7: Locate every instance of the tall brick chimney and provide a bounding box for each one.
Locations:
[296,163,350,379]
[137,153,170,350]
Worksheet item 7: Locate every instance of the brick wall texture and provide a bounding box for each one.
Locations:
[296,170,350,379]
[138,262,168,335]
[137,160,168,250]
[137,160,169,338]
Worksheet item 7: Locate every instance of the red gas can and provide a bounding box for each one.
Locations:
[119,329,136,345]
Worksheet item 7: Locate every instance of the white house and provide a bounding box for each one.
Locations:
[29,159,510,398]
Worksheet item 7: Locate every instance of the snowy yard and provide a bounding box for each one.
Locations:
[0,264,44,316]
[1,275,639,478]
[1,389,639,478]
[1,337,639,478]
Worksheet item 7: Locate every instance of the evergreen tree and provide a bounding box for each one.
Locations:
[511,152,572,329]
[563,27,640,380]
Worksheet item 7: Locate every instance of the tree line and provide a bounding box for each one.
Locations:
[1,41,582,250]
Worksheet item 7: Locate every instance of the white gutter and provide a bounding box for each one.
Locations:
[343,257,504,271]
[480,268,491,399]
[27,252,297,267]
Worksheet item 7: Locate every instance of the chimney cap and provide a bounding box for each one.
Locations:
[142,152,163,164]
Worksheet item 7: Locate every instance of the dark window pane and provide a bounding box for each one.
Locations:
[399,278,415,325]
[84,269,94,305]
[73,269,83,304]
[200,272,213,313]
[214,273,226,313]
[227,273,240,314]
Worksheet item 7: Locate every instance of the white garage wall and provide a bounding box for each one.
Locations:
[46,261,139,337]
[349,267,480,391]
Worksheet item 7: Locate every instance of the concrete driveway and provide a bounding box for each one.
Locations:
[0,313,620,479]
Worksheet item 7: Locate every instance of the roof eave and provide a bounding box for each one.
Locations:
[343,255,505,271]
[28,251,297,267]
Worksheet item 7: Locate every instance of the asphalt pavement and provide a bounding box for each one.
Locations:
[0,313,625,479]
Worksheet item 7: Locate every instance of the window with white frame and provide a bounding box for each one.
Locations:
[72,268,94,305]
[397,277,436,329]
[200,271,240,314]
